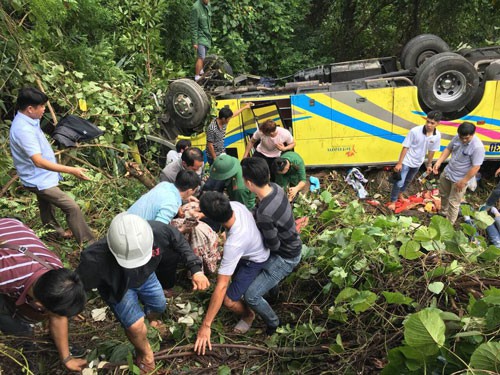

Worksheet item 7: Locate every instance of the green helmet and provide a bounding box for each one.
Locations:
[107,212,154,269]
[210,154,240,180]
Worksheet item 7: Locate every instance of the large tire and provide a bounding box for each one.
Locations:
[484,60,500,81]
[203,54,233,79]
[401,34,450,71]
[164,79,210,131]
[414,52,479,113]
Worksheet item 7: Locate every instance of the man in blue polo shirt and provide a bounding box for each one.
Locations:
[433,121,485,224]
[9,87,94,244]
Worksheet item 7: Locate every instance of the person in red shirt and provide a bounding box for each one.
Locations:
[0,218,87,372]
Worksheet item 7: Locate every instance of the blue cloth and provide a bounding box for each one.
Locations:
[390,164,420,202]
[9,112,60,190]
[226,259,266,302]
[309,176,320,192]
[128,182,182,224]
[244,253,301,328]
[106,272,166,328]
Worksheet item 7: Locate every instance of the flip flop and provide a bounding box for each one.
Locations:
[233,319,252,334]
[134,356,156,375]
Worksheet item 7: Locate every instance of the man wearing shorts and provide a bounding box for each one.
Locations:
[191,0,211,81]
[194,192,269,355]
[77,213,210,372]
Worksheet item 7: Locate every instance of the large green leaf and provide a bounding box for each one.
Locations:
[404,308,445,354]
[473,211,495,229]
[429,215,455,241]
[399,240,423,260]
[469,342,500,374]
[382,291,414,306]
[350,290,377,313]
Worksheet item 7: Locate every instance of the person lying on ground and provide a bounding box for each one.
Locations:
[194,192,269,355]
[131,169,219,273]
[479,165,500,211]
[77,213,210,373]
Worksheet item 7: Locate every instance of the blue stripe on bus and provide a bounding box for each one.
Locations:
[292,95,406,143]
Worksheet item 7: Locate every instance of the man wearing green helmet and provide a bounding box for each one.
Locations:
[208,154,256,210]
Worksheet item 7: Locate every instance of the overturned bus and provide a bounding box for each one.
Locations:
[160,34,500,167]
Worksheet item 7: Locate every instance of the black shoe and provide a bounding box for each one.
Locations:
[266,320,281,336]
[69,344,87,358]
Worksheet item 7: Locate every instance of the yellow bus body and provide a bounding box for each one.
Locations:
[179,81,500,167]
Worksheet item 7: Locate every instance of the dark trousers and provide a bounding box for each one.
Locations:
[253,151,277,182]
[26,186,94,244]
[0,295,33,336]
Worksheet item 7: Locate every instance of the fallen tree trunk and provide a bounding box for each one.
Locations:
[125,161,156,190]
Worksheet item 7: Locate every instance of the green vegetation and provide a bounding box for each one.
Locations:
[1,1,499,373]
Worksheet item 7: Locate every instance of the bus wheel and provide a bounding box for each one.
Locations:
[203,55,233,80]
[164,79,210,131]
[415,52,479,113]
[401,34,450,71]
[484,61,500,81]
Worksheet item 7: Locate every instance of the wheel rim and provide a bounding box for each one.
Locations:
[173,93,195,119]
[432,70,467,102]
[416,50,436,67]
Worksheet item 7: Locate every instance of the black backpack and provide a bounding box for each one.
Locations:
[51,115,104,147]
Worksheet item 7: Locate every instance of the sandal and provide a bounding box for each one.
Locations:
[233,319,252,334]
[134,356,156,375]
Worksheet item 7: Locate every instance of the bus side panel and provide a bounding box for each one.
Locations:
[461,81,500,158]
[293,87,403,166]
[487,81,500,157]
[291,93,333,165]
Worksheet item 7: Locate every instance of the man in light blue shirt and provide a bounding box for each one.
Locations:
[128,170,200,224]
[9,87,94,244]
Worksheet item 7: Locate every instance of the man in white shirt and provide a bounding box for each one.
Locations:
[165,139,191,166]
[388,110,442,210]
[193,192,269,355]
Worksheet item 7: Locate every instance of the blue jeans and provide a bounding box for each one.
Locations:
[390,164,419,202]
[106,273,166,328]
[486,216,500,247]
[226,259,266,302]
[486,180,500,207]
[244,253,301,328]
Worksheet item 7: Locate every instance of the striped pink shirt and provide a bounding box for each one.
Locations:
[0,218,62,305]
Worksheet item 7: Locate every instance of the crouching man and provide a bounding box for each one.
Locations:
[77,213,210,373]
[0,218,87,371]
[194,192,269,355]
[241,158,302,335]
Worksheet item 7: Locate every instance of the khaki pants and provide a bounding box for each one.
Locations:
[26,186,94,244]
[439,173,466,224]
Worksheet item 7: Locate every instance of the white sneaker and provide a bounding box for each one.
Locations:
[194,75,201,81]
